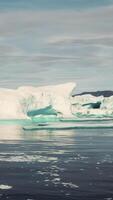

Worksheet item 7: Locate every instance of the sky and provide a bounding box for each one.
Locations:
[0,0,113,92]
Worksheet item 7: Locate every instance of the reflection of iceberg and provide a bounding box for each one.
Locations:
[0,125,22,140]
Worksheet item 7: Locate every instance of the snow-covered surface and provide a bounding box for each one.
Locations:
[0,82,113,119]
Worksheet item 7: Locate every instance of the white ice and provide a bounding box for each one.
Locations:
[0,185,12,190]
[0,82,113,119]
[0,82,75,119]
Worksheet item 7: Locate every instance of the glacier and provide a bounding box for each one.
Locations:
[0,82,113,120]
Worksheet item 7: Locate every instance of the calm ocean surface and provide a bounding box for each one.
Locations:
[0,125,113,200]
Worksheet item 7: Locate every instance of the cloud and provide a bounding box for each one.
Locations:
[0,5,112,57]
[0,5,112,37]
[0,5,113,90]
[47,35,113,46]
[0,5,113,61]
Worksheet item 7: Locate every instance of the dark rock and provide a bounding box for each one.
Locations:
[72,90,113,97]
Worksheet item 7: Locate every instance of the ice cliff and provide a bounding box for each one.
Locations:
[0,82,75,119]
[0,82,113,119]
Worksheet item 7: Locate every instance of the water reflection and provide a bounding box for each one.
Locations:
[0,125,22,140]
[0,123,113,141]
[0,124,75,141]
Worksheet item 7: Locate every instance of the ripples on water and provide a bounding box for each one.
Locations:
[0,124,113,199]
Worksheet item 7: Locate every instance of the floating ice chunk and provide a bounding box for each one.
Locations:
[0,185,12,190]
[62,182,79,189]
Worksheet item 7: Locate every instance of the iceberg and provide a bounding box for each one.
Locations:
[71,94,113,118]
[0,82,113,121]
[0,82,75,119]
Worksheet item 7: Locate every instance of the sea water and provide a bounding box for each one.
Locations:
[0,123,113,200]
